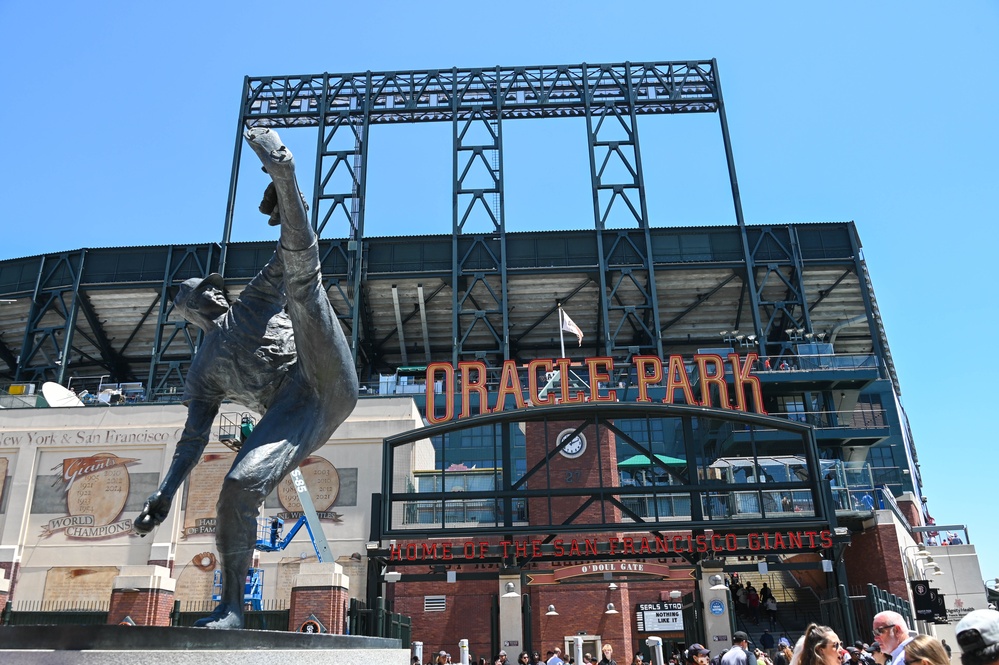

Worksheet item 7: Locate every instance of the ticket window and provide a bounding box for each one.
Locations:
[565,637,602,663]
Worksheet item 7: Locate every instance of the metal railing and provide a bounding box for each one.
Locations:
[756,354,878,372]
[767,406,887,429]
[402,498,527,526]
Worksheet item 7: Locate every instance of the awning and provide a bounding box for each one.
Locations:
[709,456,807,468]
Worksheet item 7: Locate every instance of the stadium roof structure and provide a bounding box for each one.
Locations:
[0,221,890,398]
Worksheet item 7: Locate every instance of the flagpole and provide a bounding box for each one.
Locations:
[557,304,567,359]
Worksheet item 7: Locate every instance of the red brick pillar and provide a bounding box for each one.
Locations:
[289,562,350,634]
[0,551,18,601]
[107,565,176,626]
[0,568,9,611]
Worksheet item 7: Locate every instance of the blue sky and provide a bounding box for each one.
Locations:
[1,2,996,583]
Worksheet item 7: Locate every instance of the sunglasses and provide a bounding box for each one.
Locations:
[873,625,896,637]
[827,642,843,650]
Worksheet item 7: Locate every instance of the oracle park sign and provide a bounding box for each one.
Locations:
[425,353,765,423]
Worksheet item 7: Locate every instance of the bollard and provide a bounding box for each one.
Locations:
[459,638,470,665]
[646,636,665,665]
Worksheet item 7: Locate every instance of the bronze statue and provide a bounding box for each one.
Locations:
[135,127,359,629]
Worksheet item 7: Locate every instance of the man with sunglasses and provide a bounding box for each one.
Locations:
[873,612,914,665]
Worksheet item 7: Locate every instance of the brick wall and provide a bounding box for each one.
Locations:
[844,523,907,598]
[146,559,173,573]
[533,584,634,658]
[896,499,924,530]
[289,585,349,634]
[525,421,621,527]
[393,579,495,660]
[0,561,19,600]
[107,588,174,626]
[391,576,695,661]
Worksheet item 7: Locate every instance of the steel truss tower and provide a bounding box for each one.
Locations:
[212,60,767,374]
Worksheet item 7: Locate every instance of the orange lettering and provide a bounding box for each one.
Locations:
[459,361,491,418]
[426,362,455,424]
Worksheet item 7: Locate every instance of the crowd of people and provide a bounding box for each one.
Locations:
[693,608,999,665]
[729,578,779,630]
[422,643,624,665]
[420,606,999,665]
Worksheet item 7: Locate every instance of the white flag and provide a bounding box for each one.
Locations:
[561,310,584,346]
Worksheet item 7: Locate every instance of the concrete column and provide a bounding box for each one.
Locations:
[290,562,350,634]
[499,574,524,653]
[107,565,176,626]
[698,566,733,658]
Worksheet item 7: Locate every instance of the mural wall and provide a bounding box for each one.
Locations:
[0,396,423,608]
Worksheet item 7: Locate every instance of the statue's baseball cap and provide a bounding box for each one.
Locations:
[957,609,999,653]
[173,273,225,315]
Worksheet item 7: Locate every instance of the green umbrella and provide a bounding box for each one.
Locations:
[618,453,686,467]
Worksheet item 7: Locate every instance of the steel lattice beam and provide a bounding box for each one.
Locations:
[238,62,720,128]
[15,251,86,385]
[146,245,218,399]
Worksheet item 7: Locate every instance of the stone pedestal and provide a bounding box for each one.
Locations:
[107,565,176,626]
[0,624,406,664]
[289,562,350,634]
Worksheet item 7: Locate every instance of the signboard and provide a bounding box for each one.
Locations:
[389,530,834,563]
[709,599,726,616]
[636,601,683,632]
[932,591,948,623]
[426,353,765,423]
[911,580,935,620]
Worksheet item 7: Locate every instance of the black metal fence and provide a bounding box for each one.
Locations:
[348,597,411,644]
[3,597,411,638]
[170,600,290,630]
[2,599,109,626]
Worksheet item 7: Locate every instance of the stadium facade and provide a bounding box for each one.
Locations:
[0,61,985,658]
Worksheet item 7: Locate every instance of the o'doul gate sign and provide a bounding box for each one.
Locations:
[636,601,683,632]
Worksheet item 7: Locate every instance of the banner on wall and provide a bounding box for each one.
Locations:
[40,453,139,539]
[183,453,235,537]
[276,456,344,522]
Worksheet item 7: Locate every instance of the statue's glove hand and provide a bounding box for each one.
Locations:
[134,490,172,536]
